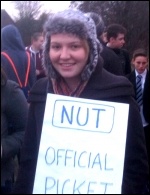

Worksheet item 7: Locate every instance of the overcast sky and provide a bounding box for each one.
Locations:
[1,1,71,19]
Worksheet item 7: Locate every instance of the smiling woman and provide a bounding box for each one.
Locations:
[49,33,90,90]
[12,8,149,194]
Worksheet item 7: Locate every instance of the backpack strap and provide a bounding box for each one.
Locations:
[25,51,30,87]
[1,51,30,87]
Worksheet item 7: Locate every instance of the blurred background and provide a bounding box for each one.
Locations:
[1,1,149,58]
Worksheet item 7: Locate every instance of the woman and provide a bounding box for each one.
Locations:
[13,9,148,194]
[1,68,28,194]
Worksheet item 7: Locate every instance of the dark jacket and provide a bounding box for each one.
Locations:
[1,24,36,90]
[126,70,150,123]
[109,48,131,75]
[13,64,148,194]
[101,45,124,76]
[1,80,28,186]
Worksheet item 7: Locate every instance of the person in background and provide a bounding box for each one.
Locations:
[100,29,108,45]
[86,12,123,75]
[126,48,150,191]
[13,9,148,194]
[1,67,28,194]
[1,24,36,99]
[106,23,131,75]
[26,32,46,80]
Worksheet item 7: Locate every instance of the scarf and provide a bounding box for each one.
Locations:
[51,78,88,97]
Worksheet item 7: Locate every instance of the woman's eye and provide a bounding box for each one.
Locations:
[71,45,80,49]
[51,45,60,50]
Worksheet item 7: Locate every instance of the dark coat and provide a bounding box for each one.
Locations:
[110,48,131,75]
[1,24,36,89]
[126,70,150,123]
[13,64,148,194]
[101,45,124,76]
[1,80,28,186]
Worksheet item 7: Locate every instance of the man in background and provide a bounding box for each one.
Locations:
[26,32,46,80]
[87,12,123,75]
[126,49,150,191]
[106,23,131,75]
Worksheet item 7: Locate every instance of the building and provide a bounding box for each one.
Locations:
[1,9,15,28]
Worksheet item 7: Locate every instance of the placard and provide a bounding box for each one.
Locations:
[33,94,129,194]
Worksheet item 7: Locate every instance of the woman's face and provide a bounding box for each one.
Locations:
[49,33,89,81]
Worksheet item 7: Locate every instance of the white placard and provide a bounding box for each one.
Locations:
[33,93,129,194]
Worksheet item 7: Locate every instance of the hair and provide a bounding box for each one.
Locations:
[132,48,148,60]
[1,67,7,87]
[106,24,127,41]
[86,12,105,37]
[31,32,43,42]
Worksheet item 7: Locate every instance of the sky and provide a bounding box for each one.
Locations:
[1,1,71,19]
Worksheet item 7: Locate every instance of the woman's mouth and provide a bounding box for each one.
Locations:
[60,63,75,67]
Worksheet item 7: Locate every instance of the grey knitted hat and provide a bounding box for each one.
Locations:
[43,9,103,80]
[86,12,105,36]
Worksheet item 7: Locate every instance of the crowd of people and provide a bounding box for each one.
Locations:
[1,8,149,194]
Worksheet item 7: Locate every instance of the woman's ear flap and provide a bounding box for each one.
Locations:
[97,39,103,55]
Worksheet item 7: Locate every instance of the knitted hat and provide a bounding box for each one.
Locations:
[43,9,103,80]
[86,12,105,36]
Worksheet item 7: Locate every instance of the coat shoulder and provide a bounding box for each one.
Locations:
[28,77,49,102]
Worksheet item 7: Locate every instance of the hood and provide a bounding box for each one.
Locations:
[86,12,105,37]
[1,24,25,51]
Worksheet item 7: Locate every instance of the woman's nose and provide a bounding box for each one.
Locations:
[60,48,70,59]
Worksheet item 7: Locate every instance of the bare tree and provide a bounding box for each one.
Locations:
[11,1,43,19]
[10,1,50,46]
